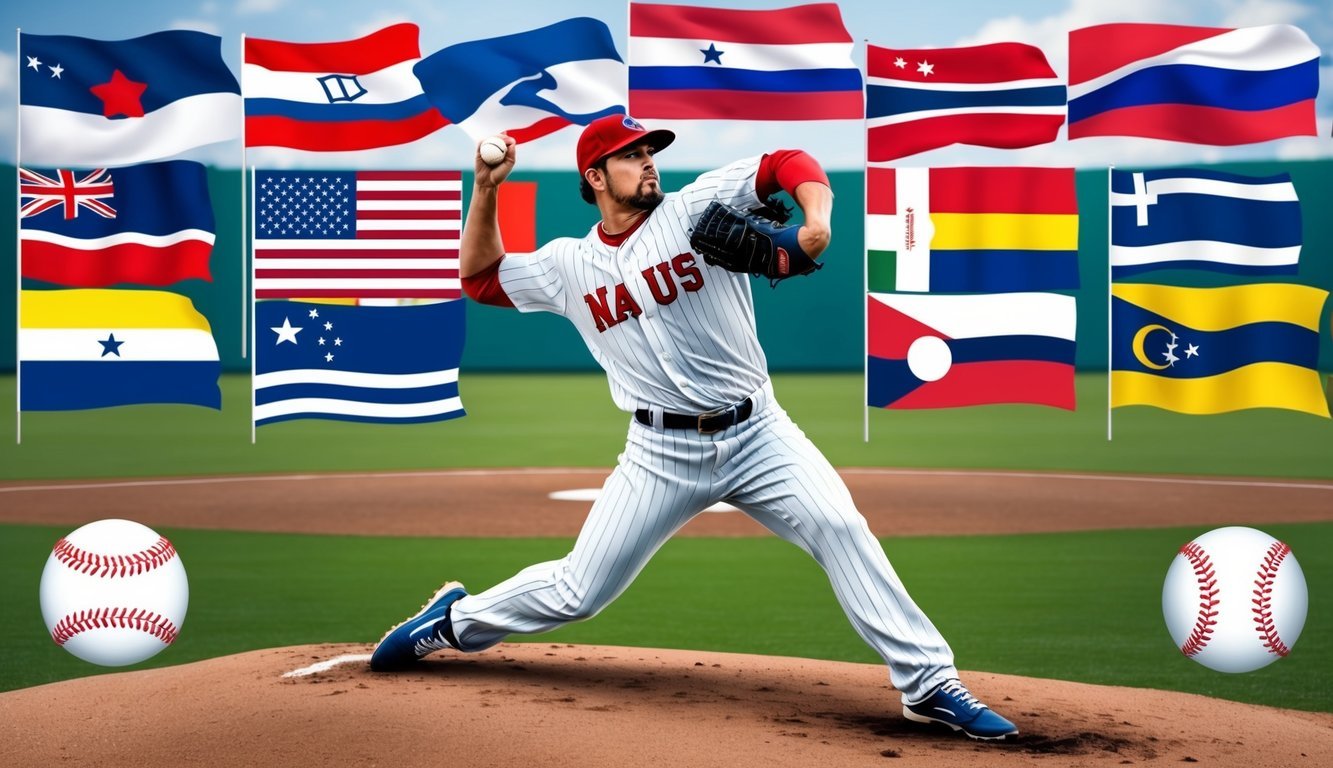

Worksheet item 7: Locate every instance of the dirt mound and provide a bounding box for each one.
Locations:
[3,643,1329,767]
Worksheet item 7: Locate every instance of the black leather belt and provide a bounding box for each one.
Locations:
[635,398,754,435]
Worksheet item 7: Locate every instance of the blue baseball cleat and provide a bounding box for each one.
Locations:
[903,679,1019,740]
[370,581,467,671]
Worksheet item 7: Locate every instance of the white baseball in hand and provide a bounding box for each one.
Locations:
[1162,526,1306,673]
[479,135,508,166]
[40,519,189,667]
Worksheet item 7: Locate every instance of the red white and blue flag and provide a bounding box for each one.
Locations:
[1068,23,1319,145]
[628,2,862,120]
[252,170,461,300]
[867,292,1076,410]
[866,42,1065,161]
[19,31,240,166]
[413,18,625,144]
[20,161,216,287]
[245,24,447,151]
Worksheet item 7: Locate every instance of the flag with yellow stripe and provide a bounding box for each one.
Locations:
[1111,282,1329,417]
[19,289,221,410]
[866,166,1079,293]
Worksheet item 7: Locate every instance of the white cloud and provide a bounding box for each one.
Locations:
[351,15,414,39]
[1221,0,1311,27]
[236,0,286,14]
[168,18,221,35]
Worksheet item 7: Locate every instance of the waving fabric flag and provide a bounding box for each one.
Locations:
[254,299,466,426]
[20,161,215,287]
[628,2,862,120]
[19,289,221,411]
[19,31,240,166]
[1068,24,1319,144]
[866,42,1065,161]
[1111,283,1328,417]
[253,170,461,300]
[1111,169,1301,277]
[414,18,624,143]
[866,166,1079,293]
[868,292,1076,410]
[244,24,447,151]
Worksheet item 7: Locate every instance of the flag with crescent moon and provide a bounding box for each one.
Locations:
[1110,283,1329,417]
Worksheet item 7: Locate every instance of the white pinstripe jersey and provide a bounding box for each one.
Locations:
[497,156,769,413]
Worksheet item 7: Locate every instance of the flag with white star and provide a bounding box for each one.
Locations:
[866,42,1065,161]
[252,170,461,300]
[1111,283,1329,417]
[18,289,221,411]
[628,2,862,120]
[254,299,466,426]
[19,31,240,166]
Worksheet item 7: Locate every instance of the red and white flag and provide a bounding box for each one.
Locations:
[252,170,461,300]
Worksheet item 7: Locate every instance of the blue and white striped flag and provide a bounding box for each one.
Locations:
[1110,168,1301,278]
[254,299,465,426]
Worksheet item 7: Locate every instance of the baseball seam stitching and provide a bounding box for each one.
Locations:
[50,607,179,646]
[1179,542,1219,657]
[52,536,177,578]
[1252,541,1292,657]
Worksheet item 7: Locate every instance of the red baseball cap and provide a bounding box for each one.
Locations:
[576,114,675,176]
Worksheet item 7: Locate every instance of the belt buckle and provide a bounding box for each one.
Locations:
[697,404,734,435]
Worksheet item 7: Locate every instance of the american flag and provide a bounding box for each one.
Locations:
[20,168,116,220]
[252,170,461,299]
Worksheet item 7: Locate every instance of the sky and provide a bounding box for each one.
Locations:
[2,0,1331,170]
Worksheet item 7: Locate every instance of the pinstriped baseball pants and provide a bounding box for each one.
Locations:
[449,384,958,701]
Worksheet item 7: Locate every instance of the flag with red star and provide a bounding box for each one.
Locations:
[19,30,240,166]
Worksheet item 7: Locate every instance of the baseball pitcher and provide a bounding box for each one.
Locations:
[370,114,1017,741]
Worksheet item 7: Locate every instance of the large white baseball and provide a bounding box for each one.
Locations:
[1162,526,1306,673]
[39,519,188,667]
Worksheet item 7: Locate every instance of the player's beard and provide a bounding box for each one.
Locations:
[609,174,664,212]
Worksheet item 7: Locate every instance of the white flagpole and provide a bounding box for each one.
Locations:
[15,27,22,445]
[250,167,257,445]
[240,33,248,361]
[1107,165,1114,442]
[862,37,869,443]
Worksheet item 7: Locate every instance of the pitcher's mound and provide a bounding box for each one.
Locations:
[2,643,1329,767]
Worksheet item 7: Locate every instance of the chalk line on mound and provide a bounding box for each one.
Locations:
[282,654,370,678]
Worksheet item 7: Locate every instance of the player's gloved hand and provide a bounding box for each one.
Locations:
[689,200,822,286]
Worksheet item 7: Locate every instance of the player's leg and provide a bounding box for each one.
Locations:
[448,426,712,651]
[720,406,957,700]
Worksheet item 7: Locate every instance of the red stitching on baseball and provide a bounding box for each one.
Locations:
[1179,542,1219,657]
[50,608,179,646]
[1252,541,1292,657]
[52,536,177,578]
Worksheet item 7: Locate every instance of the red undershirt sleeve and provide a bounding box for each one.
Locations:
[755,150,832,200]
[460,256,515,308]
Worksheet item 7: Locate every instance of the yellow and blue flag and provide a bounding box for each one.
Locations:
[1111,283,1328,417]
[19,289,221,411]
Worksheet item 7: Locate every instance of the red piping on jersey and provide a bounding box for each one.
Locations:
[461,256,514,307]
[596,211,650,247]
[757,150,830,200]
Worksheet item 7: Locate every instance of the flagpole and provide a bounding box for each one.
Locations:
[240,33,248,361]
[250,166,257,445]
[861,37,869,444]
[15,28,22,445]
[1106,165,1114,442]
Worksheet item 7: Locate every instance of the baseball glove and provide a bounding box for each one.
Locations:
[690,200,822,286]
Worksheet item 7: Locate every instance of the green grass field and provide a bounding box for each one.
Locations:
[2,523,1328,712]
[2,372,1329,711]
[3,372,1332,480]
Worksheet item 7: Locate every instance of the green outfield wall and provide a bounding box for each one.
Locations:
[4,160,1332,372]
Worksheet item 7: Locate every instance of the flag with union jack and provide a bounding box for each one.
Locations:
[252,170,461,299]
[20,161,216,287]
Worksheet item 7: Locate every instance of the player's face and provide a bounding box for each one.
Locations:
[603,142,664,211]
